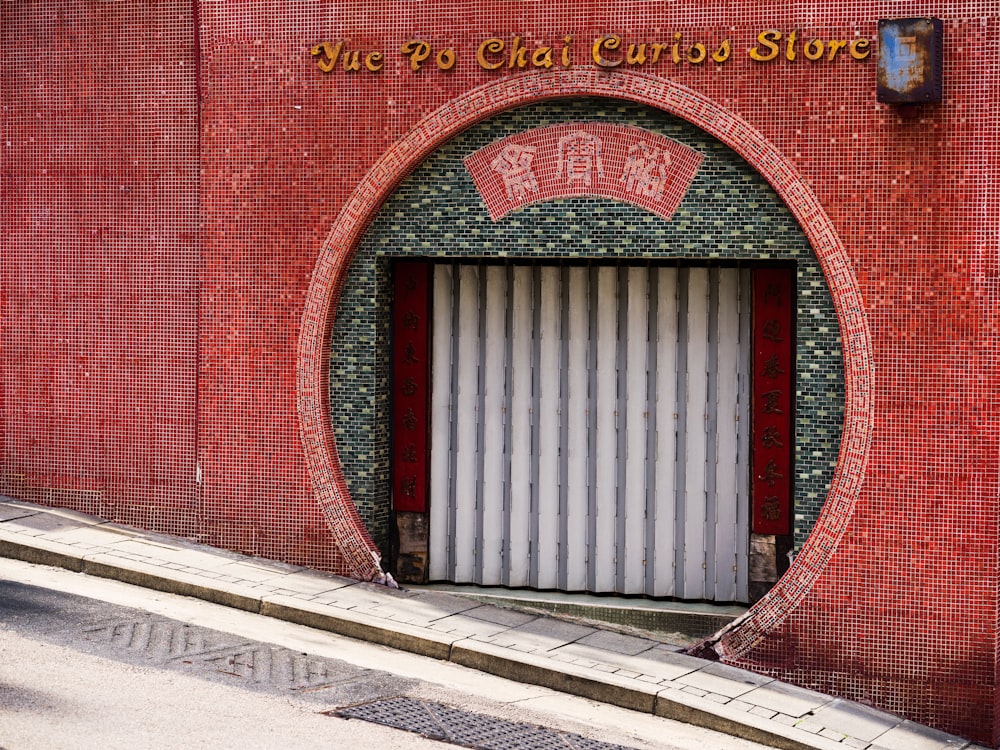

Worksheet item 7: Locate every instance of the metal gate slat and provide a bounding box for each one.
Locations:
[673,268,690,597]
[528,266,542,589]
[704,268,721,599]
[713,269,742,602]
[481,266,507,585]
[557,268,572,591]
[428,265,454,582]
[565,267,590,592]
[536,267,562,590]
[682,267,710,600]
[474,268,488,584]
[736,268,753,602]
[624,266,649,595]
[501,265,516,587]
[585,268,600,593]
[593,266,619,594]
[507,267,533,588]
[614,267,629,594]
[453,265,480,582]
[654,267,679,598]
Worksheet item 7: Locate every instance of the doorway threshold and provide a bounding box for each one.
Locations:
[406,584,748,645]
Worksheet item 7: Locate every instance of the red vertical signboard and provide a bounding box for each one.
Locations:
[752,267,794,535]
[391,262,430,513]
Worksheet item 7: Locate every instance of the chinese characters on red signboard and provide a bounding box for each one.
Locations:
[391,262,430,513]
[752,268,794,535]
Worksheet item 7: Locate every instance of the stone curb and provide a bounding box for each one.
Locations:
[451,640,660,714]
[260,595,458,661]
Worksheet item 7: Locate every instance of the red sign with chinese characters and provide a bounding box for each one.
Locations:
[391,262,431,513]
[464,122,703,222]
[751,267,794,535]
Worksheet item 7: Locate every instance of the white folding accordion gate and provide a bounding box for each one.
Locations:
[427,263,752,602]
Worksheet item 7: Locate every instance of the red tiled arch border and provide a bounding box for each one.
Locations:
[296,68,874,655]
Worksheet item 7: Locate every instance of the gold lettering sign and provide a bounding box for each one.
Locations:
[312,30,873,75]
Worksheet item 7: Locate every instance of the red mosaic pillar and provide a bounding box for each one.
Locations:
[752,267,795,536]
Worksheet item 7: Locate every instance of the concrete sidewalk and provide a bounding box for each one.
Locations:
[0,497,983,750]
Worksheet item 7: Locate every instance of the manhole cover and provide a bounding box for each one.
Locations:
[335,696,635,749]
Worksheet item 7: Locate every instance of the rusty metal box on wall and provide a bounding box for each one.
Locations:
[877,18,944,103]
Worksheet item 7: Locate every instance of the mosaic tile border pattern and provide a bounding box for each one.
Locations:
[298,70,874,634]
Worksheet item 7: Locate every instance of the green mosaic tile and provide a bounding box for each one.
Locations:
[330,99,844,557]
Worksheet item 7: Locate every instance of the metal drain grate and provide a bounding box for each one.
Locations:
[335,696,635,749]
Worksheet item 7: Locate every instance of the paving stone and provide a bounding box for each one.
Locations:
[455,604,538,628]
[674,660,773,698]
[212,561,301,583]
[656,685,851,750]
[80,552,263,612]
[0,531,87,571]
[871,720,970,750]
[574,629,657,656]
[102,539,187,559]
[0,505,39,522]
[550,642,704,682]
[45,526,132,548]
[260,593,458,661]
[739,680,833,718]
[365,594,481,627]
[450,640,659,714]
[479,633,519,648]
[810,698,904,742]
[427,612,515,639]
[819,728,847,741]
[492,616,597,653]
[749,706,778,720]
[3,512,91,536]
[795,719,825,734]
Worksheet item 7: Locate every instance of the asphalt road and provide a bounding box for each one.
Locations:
[0,559,770,750]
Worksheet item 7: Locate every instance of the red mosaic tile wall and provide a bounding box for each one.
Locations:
[2,3,201,532]
[2,1,998,743]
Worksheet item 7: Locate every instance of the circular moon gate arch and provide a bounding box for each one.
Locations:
[296,68,874,657]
